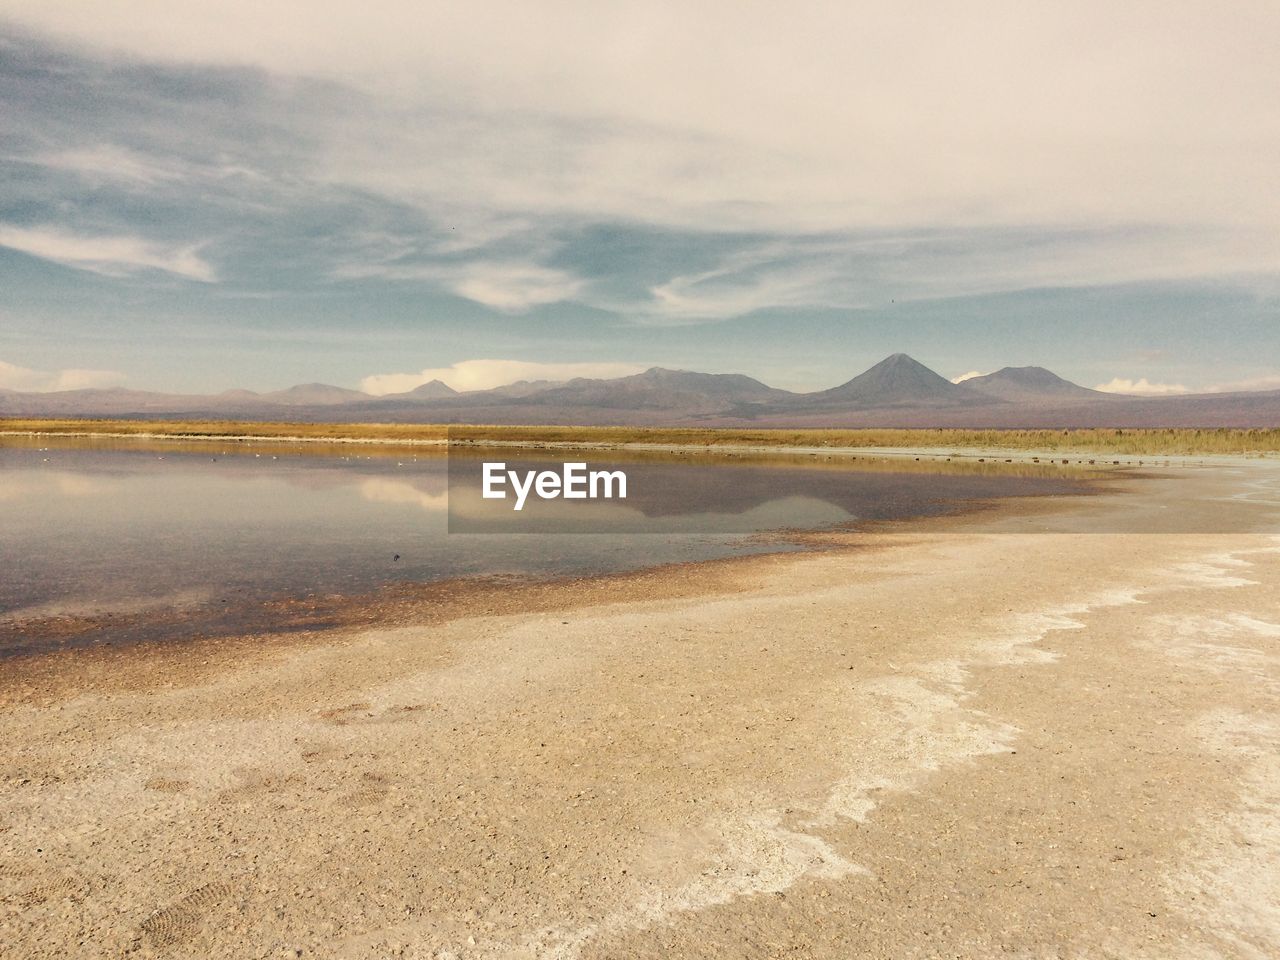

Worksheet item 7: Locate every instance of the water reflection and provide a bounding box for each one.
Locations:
[0,437,1091,655]
[443,450,1089,532]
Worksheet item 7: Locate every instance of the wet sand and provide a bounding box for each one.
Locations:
[2,460,1279,958]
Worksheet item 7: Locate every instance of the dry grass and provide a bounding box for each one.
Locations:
[0,418,450,442]
[3,418,1279,455]
[450,425,1280,456]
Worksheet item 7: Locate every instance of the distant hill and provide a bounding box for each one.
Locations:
[2,356,1277,428]
[963,366,1108,402]
[262,383,370,406]
[0,387,213,416]
[483,379,561,398]
[518,367,796,412]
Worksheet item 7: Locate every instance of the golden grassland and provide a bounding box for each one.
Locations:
[3,418,1279,455]
[0,418,450,442]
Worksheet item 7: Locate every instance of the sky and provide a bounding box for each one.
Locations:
[1,1,1278,396]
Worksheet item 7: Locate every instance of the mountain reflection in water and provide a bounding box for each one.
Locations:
[0,438,1093,656]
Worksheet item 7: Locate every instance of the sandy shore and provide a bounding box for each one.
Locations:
[3,462,1279,958]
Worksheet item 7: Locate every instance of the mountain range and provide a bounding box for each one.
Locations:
[2,354,1277,428]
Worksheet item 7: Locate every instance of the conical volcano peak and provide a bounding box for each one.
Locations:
[867,353,935,373]
[808,354,978,408]
[404,379,458,398]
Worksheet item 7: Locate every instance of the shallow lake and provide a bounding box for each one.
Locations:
[0,437,1092,656]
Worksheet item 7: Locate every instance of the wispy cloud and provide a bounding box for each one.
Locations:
[445,262,584,312]
[19,2,1275,236]
[31,144,183,185]
[0,225,215,281]
[644,258,843,321]
[0,358,126,392]
[336,259,583,313]
[5,24,1279,321]
[361,359,648,395]
[1095,377,1190,396]
[2,11,1279,392]
[951,371,987,383]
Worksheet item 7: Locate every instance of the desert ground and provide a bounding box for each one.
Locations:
[2,459,1279,959]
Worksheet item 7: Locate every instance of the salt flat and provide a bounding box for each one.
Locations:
[2,460,1278,959]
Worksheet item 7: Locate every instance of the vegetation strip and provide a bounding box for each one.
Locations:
[3,418,1279,455]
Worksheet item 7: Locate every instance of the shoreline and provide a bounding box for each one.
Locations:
[0,478,1103,697]
[0,458,1191,679]
[1,430,1136,673]
[5,447,1266,686]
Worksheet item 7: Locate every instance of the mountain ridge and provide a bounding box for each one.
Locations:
[2,355,1277,428]
[964,366,1110,402]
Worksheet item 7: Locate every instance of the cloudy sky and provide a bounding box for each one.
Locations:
[1,1,1278,396]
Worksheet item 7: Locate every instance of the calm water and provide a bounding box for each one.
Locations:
[0,438,1091,656]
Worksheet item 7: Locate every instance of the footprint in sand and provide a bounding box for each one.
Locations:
[341,771,392,807]
[144,777,191,793]
[316,702,373,725]
[0,865,90,907]
[136,881,235,950]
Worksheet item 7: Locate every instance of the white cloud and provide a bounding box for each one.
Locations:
[360,359,647,395]
[450,263,584,312]
[1089,372,1280,396]
[1095,377,1190,396]
[0,225,215,281]
[951,371,987,383]
[337,259,583,313]
[49,368,129,390]
[5,1,1280,361]
[0,359,127,392]
[8,2,1280,243]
